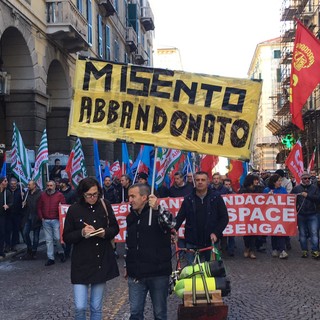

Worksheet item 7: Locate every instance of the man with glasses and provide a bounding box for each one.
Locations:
[291,172,320,259]
[37,180,66,266]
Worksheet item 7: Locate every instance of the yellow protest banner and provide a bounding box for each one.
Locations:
[68,57,262,160]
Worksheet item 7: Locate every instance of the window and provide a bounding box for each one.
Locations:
[114,0,119,12]
[87,0,92,46]
[77,0,83,13]
[274,50,281,59]
[114,40,119,62]
[123,0,128,26]
[105,25,111,60]
[97,15,103,58]
[276,68,281,83]
[124,53,129,63]
[147,47,151,66]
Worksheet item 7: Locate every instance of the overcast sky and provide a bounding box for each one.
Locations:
[149,0,281,78]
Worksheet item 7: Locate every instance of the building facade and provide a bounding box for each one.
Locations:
[248,38,282,171]
[0,0,155,172]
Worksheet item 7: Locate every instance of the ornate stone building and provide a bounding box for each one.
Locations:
[0,0,154,171]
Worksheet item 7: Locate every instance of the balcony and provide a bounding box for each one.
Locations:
[281,28,295,42]
[46,0,89,53]
[280,51,292,65]
[140,5,155,31]
[281,0,309,21]
[256,136,279,146]
[126,27,137,52]
[98,0,116,17]
[135,43,148,65]
[275,101,290,116]
[266,119,283,135]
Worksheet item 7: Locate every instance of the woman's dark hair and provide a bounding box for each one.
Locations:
[77,177,102,203]
[268,174,281,189]
[243,174,259,188]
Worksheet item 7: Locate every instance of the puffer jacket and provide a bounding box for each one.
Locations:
[37,190,66,219]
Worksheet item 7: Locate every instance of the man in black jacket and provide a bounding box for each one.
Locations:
[102,176,119,204]
[291,171,320,259]
[175,171,229,264]
[125,183,174,320]
[21,180,41,260]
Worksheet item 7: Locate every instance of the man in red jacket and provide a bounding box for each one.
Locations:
[37,180,66,266]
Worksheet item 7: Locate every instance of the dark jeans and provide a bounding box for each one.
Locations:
[128,276,169,320]
[5,213,21,248]
[0,215,5,255]
[227,236,235,254]
[22,219,40,252]
[243,236,256,251]
[271,236,285,251]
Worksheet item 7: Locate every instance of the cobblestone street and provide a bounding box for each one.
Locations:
[1,236,320,320]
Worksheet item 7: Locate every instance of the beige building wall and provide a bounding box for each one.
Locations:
[154,47,183,70]
[248,38,281,171]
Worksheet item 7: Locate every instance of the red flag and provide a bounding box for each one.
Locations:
[64,138,87,188]
[200,155,219,180]
[170,153,186,186]
[307,147,316,173]
[285,140,304,184]
[228,160,245,192]
[290,19,320,130]
[110,160,122,178]
[65,150,75,187]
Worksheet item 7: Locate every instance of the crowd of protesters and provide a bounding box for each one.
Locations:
[1,167,320,261]
[1,161,320,319]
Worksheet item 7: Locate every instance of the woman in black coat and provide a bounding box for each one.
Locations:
[63,177,119,320]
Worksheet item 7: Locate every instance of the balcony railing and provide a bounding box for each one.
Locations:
[140,4,155,31]
[98,0,116,17]
[256,136,279,146]
[126,27,137,52]
[46,0,89,53]
[135,43,148,65]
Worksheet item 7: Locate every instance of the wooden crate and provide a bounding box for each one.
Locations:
[177,290,228,320]
[183,290,224,307]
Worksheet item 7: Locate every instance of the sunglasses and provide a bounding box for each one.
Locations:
[302,177,311,180]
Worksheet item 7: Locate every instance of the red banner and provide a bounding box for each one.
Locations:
[222,194,297,236]
[59,194,297,242]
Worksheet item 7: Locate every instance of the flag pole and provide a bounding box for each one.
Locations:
[46,163,49,182]
[187,154,195,186]
[133,160,141,183]
[149,146,158,226]
[98,164,103,186]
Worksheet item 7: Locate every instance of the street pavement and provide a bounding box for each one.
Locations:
[1,235,320,320]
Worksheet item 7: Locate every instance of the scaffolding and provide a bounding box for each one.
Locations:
[268,0,320,171]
